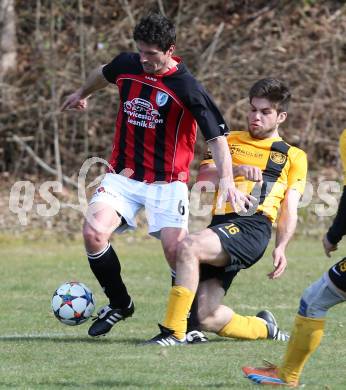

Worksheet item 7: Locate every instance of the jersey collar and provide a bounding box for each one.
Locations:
[156,56,182,77]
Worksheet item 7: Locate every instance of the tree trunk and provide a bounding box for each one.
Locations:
[0,0,17,79]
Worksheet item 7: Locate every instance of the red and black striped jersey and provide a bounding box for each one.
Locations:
[102,52,228,183]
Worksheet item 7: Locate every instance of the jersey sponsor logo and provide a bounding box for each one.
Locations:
[270,151,287,165]
[230,145,264,159]
[145,75,157,82]
[123,98,163,129]
[156,91,169,107]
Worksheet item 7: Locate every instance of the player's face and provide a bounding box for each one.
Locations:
[247,97,287,139]
[136,41,175,75]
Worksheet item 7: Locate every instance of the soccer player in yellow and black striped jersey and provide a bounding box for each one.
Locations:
[243,129,346,387]
[146,78,308,346]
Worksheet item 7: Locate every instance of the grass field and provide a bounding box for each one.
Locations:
[0,234,345,389]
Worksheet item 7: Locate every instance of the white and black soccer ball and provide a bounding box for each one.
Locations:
[51,282,96,326]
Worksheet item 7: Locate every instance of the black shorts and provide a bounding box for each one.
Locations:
[200,213,272,292]
[328,257,346,292]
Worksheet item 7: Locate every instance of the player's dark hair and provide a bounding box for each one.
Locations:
[249,78,291,112]
[133,12,176,52]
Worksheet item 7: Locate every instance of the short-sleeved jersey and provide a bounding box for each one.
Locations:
[339,129,346,185]
[201,130,307,223]
[102,52,228,183]
[326,129,346,245]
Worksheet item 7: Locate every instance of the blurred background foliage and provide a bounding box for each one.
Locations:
[0,0,345,236]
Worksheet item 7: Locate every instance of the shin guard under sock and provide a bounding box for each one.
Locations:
[87,243,131,309]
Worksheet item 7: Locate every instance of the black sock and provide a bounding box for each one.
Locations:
[87,243,131,309]
[171,269,200,332]
[187,297,200,332]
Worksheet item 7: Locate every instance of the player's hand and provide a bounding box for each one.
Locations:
[268,247,287,279]
[322,234,337,258]
[236,165,263,182]
[217,178,255,212]
[61,90,88,112]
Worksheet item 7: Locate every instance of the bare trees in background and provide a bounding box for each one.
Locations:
[0,0,344,235]
[0,0,17,79]
[1,0,345,183]
[0,0,17,172]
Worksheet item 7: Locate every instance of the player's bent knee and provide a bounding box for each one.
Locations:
[176,237,198,261]
[83,223,109,250]
[298,273,345,318]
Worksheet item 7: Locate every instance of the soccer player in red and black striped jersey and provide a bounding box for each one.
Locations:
[61,12,251,338]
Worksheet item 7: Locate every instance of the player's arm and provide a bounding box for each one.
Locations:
[61,65,109,111]
[197,163,262,185]
[207,136,243,210]
[183,82,254,210]
[323,129,346,256]
[269,188,301,279]
[323,186,346,257]
[207,137,255,210]
[197,163,218,186]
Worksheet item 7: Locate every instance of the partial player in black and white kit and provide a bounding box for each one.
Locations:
[243,128,346,387]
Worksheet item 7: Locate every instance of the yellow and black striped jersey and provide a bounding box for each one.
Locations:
[339,129,346,185]
[201,130,307,223]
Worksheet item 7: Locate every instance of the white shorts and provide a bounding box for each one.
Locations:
[89,173,189,238]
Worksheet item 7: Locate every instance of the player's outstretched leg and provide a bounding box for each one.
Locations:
[242,266,346,387]
[87,242,134,337]
[256,310,290,341]
[241,313,323,388]
[217,309,289,341]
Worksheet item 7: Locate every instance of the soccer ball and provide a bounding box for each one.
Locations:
[51,282,96,326]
